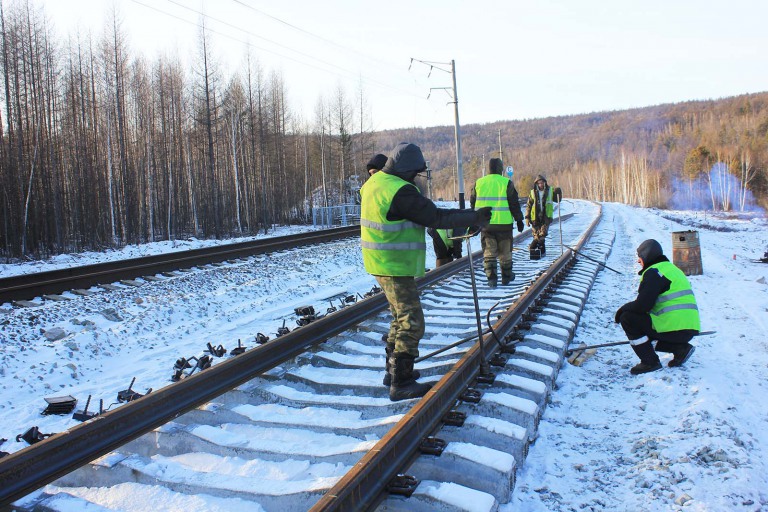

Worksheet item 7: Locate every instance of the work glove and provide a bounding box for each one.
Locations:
[614,305,626,324]
[553,187,563,203]
[475,206,492,226]
[525,218,531,227]
[516,219,524,233]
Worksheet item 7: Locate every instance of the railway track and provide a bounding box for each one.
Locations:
[0,226,360,306]
[2,201,614,511]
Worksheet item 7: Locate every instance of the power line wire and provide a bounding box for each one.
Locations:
[126,0,425,101]
[228,0,404,73]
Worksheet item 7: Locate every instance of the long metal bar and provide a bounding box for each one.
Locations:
[0,239,470,507]
[0,226,359,303]
[564,330,717,356]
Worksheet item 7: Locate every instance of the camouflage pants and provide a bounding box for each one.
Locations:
[375,276,425,358]
[481,231,513,281]
[530,222,550,249]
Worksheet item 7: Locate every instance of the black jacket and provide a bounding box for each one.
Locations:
[615,255,698,341]
[620,255,673,315]
[386,173,479,229]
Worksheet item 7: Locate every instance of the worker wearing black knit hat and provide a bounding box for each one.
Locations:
[366,153,388,176]
[470,158,524,287]
[614,239,701,375]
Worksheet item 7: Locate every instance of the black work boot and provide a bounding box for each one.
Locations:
[630,341,662,375]
[389,353,431,401]
[539,241,546,256]
[668,344,696,367]
[501,263,515,285]
[529,241,541,260]
[383,344,419,386]
[484,258,497,287]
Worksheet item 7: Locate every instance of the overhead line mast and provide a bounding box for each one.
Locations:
[410,58,467,208]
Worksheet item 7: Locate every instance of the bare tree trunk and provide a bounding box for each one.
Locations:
[185,135,199,235]
[229,111,242,233]
[20,122,41,255]
[106,109,117,244]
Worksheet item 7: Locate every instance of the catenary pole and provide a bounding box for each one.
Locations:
[451,60,466,209]
[410,58,465,208]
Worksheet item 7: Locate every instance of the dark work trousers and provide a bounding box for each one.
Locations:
[618,310,696,351]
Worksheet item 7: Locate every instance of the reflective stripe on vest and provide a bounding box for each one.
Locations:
[475,174,513,225]
[643,261,701,333]
[528,186,553,222]
[360,172,426,277]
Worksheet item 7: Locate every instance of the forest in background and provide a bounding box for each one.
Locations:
[2,1,766,260]
[376,92,768,213]
[1,1,376,259]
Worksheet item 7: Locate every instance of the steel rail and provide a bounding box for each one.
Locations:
[0,226,360,304]
[0,231,472,507]
[311,207,601,511]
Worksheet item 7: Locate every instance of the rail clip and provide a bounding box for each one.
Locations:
[419,437,447,456]
[460,388,483,403]
[443,410,467,427]
[16,426,53,445]
[387,474,419,497]
[73,395,103,422]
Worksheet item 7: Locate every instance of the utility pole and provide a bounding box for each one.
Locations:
[410,58,467,208]
[498,129,503,162]
[450,60,466,209]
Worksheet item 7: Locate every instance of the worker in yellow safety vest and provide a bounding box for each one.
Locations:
[614,239,700,375]
[361,142,491,401]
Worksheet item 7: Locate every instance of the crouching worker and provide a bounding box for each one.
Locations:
[361,142,492,401]
[614,239,700,375]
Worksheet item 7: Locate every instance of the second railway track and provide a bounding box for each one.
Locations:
[2,201,615,511]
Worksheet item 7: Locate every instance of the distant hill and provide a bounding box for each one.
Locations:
[372,92,768,211]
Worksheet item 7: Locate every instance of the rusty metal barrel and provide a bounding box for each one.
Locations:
[672,230,703,275]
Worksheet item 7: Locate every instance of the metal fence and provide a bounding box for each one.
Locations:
[312,204,361,228]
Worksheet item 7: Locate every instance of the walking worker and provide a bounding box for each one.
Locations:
[525,174,555,259]
[366,153,388,176]
[427,227,463,267]
[470,158,525,287]
[360,142,492,401]
[614,239,700,375]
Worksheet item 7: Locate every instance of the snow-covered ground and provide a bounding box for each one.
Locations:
[509,203,768,512]
[2,201,767,511]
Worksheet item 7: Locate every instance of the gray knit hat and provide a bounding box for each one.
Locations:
[637,239,663,263]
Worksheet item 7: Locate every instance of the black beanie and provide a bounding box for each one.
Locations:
[489,158,503,175]
[637,239,663,263]
[366,153,388,171]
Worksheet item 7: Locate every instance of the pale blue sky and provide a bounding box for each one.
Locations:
[40,0,768,130]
